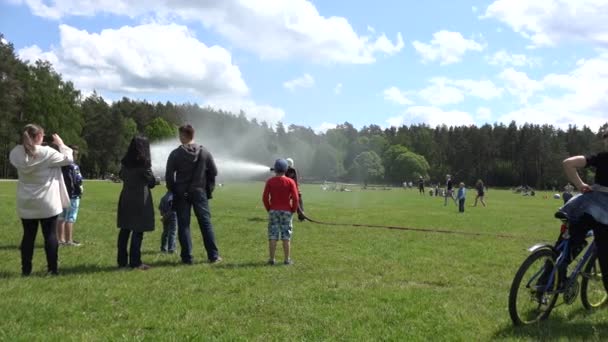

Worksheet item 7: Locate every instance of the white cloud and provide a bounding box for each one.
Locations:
[412,30,484,65]
[476,107,492,121]
[496,53,608,130]
[472,6,478,13]
[484,0,608,47]
[487,50,540,67]
[334,83,343,95]
[283,73,315,91]
[13,0,404,64]
[206,97,286,125]
[18,23,288,124]
[418,80,464,105]
[19,23,248,97]
[415,77,502,105]
[498,68,543,104]
[316,122,337,133]
[383,86,413,105]
[387,106,476,128]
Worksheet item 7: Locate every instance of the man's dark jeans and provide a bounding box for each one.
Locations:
[175,190,219,263]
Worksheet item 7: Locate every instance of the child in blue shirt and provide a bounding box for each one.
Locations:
[159,191,177,253]
[457,182,466,213]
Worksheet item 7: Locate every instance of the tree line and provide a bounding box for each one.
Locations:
[1,34,606,188]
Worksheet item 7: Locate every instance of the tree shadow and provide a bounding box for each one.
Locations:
[494,316,608,340]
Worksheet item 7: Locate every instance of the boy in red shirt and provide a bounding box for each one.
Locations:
[263,159,300,265]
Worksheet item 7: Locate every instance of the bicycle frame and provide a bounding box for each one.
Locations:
[536,231,596,296]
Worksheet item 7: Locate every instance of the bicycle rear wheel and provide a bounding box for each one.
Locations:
[509,249,560,325]
[581,255,607,310]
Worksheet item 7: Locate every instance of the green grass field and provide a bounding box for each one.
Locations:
[0,181,607,341]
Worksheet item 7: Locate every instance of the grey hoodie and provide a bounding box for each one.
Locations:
[165,144,217,198]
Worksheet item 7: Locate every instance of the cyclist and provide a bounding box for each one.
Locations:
[555,130,608,293]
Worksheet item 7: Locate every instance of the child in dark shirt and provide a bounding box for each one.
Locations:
[159,191,177,253]
[263,159,299,265]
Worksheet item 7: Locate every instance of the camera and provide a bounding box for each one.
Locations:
[43,135,54,145]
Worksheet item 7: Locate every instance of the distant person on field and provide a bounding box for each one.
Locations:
[116,136,157,270]
[418,176,424,195]
[473,179,486,207]
[165,124,221,265]
[158,191,177,253]
[562,183,574,204]
[57,145,83,246]
[9,124,73,276]
[285,157,305,221]
[444,175,456,206]
[263,159,299,265]
[457,182,466,212]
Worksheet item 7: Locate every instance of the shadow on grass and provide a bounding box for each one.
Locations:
[494,315,608,340]
[60,259,188,275]
[247,217,266,222]
[0,244,20,250]
[213,261,269,269]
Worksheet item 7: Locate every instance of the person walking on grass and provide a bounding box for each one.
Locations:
[165,124,221,265]
[10,124,74,276]
[473,179,486,207]
[418,176,425,195]
[116,136,157,270]
[57,145,83,247]
[263,159,299,265]
[457,182,466,213]
[444,174,456,206]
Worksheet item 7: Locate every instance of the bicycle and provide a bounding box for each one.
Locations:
[508,211,608,325]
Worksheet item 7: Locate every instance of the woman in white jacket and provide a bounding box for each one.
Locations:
[9,124,73,276]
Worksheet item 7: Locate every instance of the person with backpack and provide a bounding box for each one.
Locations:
[57,145,83,246]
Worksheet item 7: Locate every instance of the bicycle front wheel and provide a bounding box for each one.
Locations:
[509,249,560,326]
[581,255,607,310]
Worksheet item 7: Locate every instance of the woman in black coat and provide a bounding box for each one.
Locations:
[116,136,156,270]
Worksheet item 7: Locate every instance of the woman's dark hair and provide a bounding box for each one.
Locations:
[121,136,151,168]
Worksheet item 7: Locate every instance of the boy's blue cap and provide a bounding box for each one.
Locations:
[273,159,288,173]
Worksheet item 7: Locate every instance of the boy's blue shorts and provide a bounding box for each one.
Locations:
[59,198,80,223]
[268,210,293,240]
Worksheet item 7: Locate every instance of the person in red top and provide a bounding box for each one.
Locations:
[263,158,299,265]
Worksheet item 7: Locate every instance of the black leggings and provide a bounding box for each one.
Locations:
[20,216,59,275]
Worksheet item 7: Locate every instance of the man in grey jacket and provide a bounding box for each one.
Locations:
[165,124,221,264]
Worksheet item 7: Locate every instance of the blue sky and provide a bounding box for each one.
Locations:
[1,0,607,132]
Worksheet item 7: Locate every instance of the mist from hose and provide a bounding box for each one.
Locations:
[150,139,270,181]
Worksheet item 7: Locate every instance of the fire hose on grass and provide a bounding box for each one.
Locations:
[298,211,517,239]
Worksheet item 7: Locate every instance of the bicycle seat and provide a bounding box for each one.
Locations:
[554,211,569,221]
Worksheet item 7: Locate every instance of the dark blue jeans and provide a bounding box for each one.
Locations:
[117,229,144,267]
[175,190,219,263]
[160,211,177,252]
[459,199,465,212]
